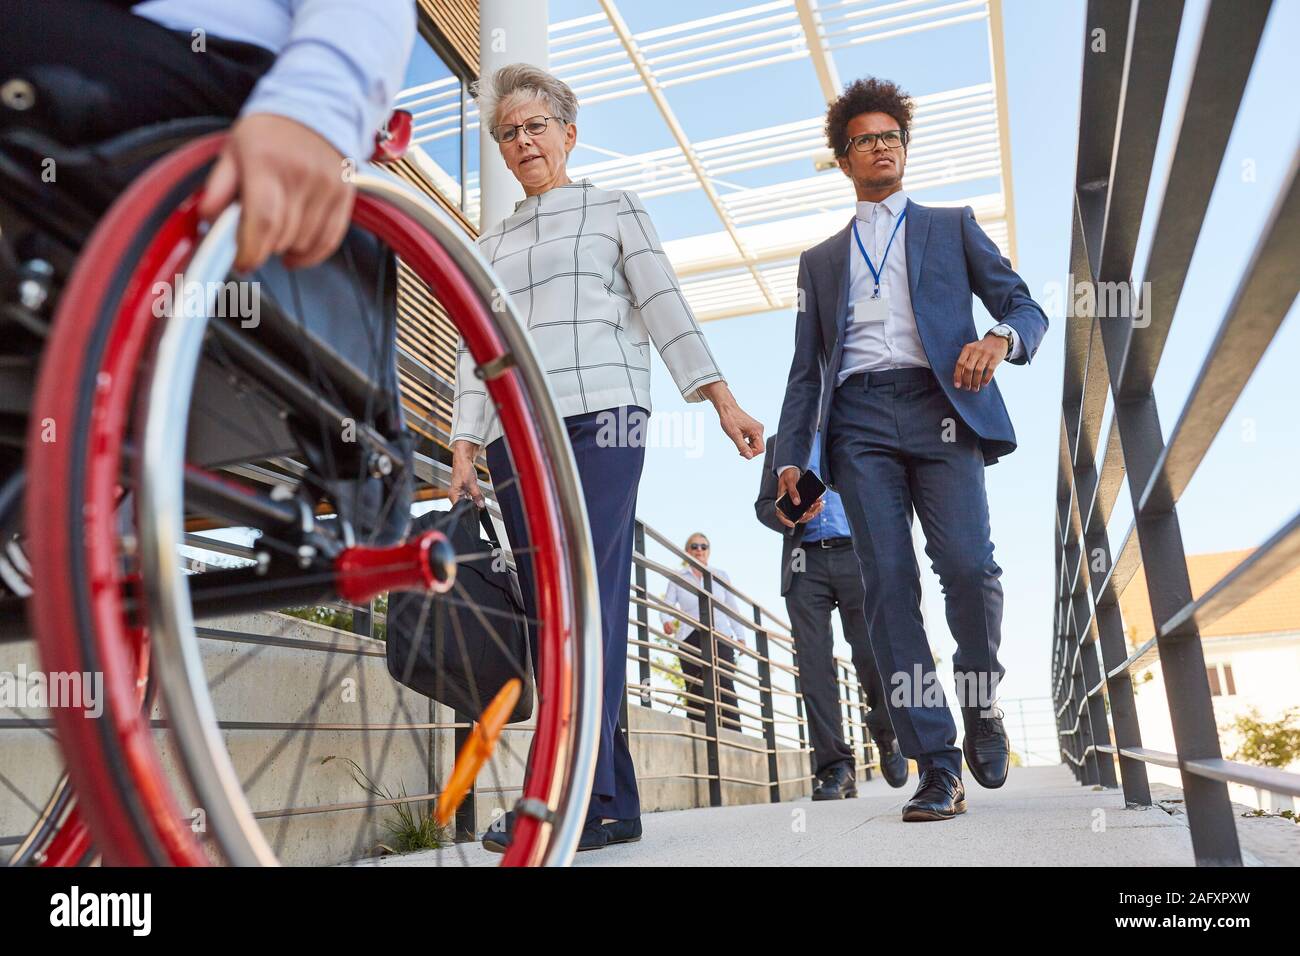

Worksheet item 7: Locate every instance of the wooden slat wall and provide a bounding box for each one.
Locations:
[388,153,476,453]
[384,5,480,458]
[417,0,480,74]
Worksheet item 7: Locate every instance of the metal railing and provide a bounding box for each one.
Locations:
[625,520,877,807]
[236,509,884,840]
[1053,0,1299,866]
[5,482,1057,861]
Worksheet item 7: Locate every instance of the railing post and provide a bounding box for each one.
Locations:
[1056,626,1079,780]
[452,709,478,842]
[1059,663,1080,781]
[856,679,874,782]
[352,599,374,638]
[837,662,856,781]
[1065,410,1151,803]
[1080,646,1118,787]
[1055,548,1097,780]
[1055,694,1070,777]
[697,568,722,808]
[1072,666,1099,786]
[1063,663,1083,783]
[633,523,651,709]
[426,698,438,829]
[1016,697,1027,766]
[1067,705,1082,781]
[791,642,810,784]
[752,605,781,803]
[1063,537,1118,789]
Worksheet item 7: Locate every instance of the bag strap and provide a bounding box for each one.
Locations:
[447,497,525,610]
[478,507,503,549]
[448,496,501,546]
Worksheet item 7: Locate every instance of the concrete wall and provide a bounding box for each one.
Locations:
[471,699,814,833]
[0,637,64,862]
[2,613,813,866]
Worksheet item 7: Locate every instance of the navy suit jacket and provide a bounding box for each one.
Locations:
[772,199,1048,489]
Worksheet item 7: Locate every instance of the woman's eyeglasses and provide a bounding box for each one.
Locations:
[491,115,562,144]
[842,129,908,155]
[687,542,709,551]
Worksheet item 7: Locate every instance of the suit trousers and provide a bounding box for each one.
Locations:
[784,542,893,776]
[680,627,743,732]
[826,367,1005,778]
[487,406,645,822]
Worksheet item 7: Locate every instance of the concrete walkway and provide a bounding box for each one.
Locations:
[365,765,1202,867]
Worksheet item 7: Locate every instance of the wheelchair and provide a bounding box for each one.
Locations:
[0,113,601,867]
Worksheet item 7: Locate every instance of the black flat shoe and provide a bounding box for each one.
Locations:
[961,704,1010,789]
[480,810,515,853]
[576,817,610,852]
[873,733,909,789]
[901,767,966,822]
[811,763,858,800]
[600,816,642,846]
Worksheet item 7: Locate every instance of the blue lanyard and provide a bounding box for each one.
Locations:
[852,206,907,299]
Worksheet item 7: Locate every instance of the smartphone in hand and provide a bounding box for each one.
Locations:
[776,469,827,523]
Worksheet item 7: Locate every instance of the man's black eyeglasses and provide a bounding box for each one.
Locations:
[491,115,563,144]
[841,129,909,155]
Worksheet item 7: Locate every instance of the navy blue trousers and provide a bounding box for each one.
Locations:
[826,368,1005,778]
[486,406,645,822]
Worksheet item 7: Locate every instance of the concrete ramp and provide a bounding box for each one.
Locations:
[365,765,1198,867]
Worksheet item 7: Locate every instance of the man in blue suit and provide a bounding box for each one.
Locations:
[773,77,1048,822]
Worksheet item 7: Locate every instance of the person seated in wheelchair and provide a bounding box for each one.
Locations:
[0,1,420,556]
[1,0,417,272]
[0,4,607,867]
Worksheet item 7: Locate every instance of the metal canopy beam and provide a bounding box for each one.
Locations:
[598,0,781,310]
[397,0,1018,321]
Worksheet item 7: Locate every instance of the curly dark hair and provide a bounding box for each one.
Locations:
[824,77,915,156]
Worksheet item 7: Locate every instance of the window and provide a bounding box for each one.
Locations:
[395,27,480,224]
[1206,662,1236,697]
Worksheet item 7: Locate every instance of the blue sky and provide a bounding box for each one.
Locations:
[489,0,1300,708]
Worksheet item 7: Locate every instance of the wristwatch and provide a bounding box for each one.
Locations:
[988,324,1015,358]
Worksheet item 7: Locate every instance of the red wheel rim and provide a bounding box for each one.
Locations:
[27,133,579,866]
[36,806,94,868]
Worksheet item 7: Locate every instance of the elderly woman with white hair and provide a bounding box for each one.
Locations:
[448,63,764,853]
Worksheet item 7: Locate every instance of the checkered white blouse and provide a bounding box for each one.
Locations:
[449,178,725,447]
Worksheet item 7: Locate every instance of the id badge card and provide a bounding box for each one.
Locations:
[852,294,890,326]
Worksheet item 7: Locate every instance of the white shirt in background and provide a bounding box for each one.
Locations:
[659,566,748,646]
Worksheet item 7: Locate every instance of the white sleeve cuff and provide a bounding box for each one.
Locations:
[993,324,1024,361]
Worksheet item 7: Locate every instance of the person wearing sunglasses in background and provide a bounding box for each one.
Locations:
[0,0,416,272]
[659,533,748,732]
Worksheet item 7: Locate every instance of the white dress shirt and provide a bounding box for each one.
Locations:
[133,0,416,162]
[839,189,928,384]
[660,566,748,645]
[452,179,725,447]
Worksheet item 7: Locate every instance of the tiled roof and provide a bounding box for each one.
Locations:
[1119,548,1300,645]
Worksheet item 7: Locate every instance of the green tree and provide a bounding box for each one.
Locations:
[281,592,388,639]
[1229,707,1300,769]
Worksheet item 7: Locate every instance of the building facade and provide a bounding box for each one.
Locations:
[1121,550,1300,812]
